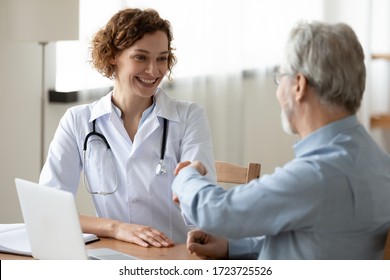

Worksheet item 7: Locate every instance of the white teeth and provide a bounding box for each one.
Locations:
[138,77,156,84]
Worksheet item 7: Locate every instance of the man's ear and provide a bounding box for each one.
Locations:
[294,73,308,102]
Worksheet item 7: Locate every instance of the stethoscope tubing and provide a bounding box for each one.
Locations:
[82,118,168,195]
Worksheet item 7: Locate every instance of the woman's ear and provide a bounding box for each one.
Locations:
[109,56,116,65]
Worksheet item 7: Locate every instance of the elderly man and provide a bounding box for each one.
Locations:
[172,21,390,259]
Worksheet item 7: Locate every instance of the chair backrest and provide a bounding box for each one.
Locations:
[215,161,261,184]
[384,229,390,260]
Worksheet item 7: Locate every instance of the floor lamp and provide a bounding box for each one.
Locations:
[4,0,79,168]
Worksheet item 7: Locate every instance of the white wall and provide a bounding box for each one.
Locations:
[0,40,42,222]
[0,0,41,222]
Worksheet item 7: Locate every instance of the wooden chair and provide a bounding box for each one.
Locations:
[215,161,261,185]
[384,229,390,260]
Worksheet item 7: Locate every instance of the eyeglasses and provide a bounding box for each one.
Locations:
[273,71,289,85]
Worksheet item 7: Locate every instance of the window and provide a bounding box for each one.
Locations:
[55,0,323,91]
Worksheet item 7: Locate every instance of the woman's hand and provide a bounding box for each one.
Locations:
[114,223,175,248]
[80,215,174,248]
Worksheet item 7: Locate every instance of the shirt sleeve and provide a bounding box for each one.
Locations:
[179,103,216,184]
[172,160,323,239]
[39,108,82,196]
[228,236,264,259]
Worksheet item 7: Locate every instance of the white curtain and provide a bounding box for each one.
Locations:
[370,0,390,112]
[369,0,390,151]
[56,0,385,175]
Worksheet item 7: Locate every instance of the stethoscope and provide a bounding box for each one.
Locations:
[155,118,168,175]
[82,118,168,195]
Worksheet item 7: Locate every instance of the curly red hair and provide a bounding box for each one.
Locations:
[90,8,177,80]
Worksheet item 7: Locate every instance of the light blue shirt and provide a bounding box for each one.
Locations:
[172,115,390,259]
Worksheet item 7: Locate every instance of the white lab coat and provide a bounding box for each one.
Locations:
[39,88,216,243]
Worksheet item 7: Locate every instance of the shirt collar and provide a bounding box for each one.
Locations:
[89,88,181,123]
[89,91,114,122]
[293,115,360,157]
[153,88,180,122]
[138,98,155,128]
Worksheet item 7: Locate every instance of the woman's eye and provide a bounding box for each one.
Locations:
[134,55,146,61]
[157,56,168,62]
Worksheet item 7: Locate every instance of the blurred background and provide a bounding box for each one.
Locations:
[1,0,389,222]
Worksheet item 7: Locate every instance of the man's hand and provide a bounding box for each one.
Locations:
[173,161,208,204]
[187,229,228,259]
[174,161,208,176]
[174,161,192,175]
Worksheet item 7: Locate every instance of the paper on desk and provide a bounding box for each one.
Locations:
[0,223,99,256]
[0,223,31,256]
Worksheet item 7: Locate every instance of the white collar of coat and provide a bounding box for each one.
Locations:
[89,88,181,123]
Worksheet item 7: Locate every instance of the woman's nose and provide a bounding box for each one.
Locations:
[146,61,159,76]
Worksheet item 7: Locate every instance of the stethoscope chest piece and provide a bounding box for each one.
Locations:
[155,159,167,175]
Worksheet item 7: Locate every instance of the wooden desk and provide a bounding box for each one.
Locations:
[0,237,200,260]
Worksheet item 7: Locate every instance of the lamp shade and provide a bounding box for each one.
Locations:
[3,0,79,42]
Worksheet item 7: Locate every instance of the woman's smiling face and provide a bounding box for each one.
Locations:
[111,30,169,97]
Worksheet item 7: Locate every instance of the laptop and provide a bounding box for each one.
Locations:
[15,178,138,260]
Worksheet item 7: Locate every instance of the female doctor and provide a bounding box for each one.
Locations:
[39,8,216,248]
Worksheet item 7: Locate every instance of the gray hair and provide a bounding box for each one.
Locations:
[282,21,366,114]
